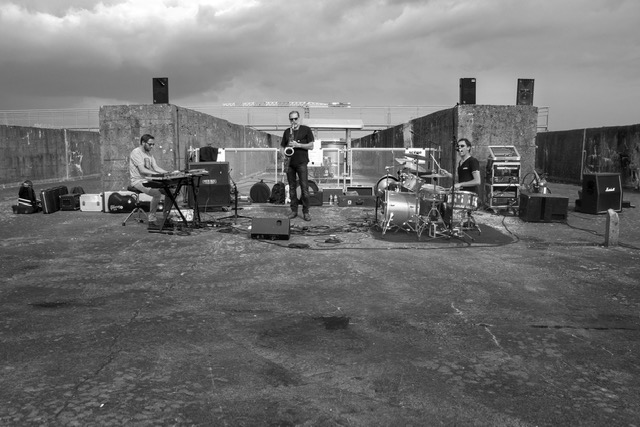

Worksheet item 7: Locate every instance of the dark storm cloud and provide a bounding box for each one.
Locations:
[0,0,638,130]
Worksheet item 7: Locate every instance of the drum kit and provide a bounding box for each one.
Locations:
[376,153,480,240]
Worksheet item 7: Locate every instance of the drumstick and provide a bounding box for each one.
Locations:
[430,154,442,172]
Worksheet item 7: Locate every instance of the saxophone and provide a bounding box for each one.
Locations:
[283,124,294,204]
[284,124,295,157]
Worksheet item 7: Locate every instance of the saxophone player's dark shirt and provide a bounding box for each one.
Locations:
[281,125,314,166]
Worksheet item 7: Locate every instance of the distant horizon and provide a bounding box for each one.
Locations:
[6,102,638,135]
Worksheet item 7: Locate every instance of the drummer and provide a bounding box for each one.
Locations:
[442,138,481,194]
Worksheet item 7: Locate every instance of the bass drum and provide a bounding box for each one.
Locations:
[383,192,418,227]
[375,175,400,197]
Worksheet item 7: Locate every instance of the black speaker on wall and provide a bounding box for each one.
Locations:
[459,78,476,105]
[578,173,622,214]
[187,162,231,209]
[152,77,169,104]
[516,79,535,105]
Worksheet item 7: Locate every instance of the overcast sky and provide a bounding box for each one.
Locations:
[0,0,638,131]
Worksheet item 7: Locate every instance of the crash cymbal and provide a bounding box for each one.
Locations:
[404,152,429,161]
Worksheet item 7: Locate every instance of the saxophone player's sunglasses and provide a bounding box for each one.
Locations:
[289,117,299,121]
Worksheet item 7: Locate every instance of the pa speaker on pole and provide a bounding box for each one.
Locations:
[516,79,534,105]
[459,78,476,105]
[153,77,169,104]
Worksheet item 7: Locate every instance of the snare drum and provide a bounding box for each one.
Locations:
[383,192,419,227]
[401,173,425,192]
[446,191,478,210]
[375,175,400,196]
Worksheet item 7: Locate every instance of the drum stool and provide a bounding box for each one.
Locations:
[122,186,148,226]
[455,208,481,234]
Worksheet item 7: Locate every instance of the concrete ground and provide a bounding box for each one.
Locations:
[1,178,639,426]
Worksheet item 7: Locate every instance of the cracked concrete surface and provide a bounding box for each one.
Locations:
[1,180,639,426]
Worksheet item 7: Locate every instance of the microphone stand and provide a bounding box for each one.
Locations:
[219,171,251,222]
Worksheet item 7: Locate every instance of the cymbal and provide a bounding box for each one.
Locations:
[404,152,429,161]
[395,157,426,165]
[418,172,448,178]
[402,163,426,173]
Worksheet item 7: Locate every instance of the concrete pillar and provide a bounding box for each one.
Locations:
[604,208,619,247]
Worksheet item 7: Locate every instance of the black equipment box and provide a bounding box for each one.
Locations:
[60,193,81,211]
[519,193,568,222]
[337,195,377,207]
[250,218,290,240]
[346,186,374,196]
[40,186,69,214]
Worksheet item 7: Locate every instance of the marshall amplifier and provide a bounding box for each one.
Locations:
[577,173,622,214]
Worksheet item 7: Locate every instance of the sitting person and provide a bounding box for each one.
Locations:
[129,134,168,226]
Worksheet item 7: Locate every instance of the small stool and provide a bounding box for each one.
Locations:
[455,208,481,235]
[122,186,148,226]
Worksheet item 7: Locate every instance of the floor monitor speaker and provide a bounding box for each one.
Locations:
[578,173,622,214]
[153,77,169,104]
[519,193,568,222]
[187,162,231,208]
[459,78,476,105]
[250,218,290,240]
[516,79,534,105]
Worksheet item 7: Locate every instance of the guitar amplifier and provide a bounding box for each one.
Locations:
[187,162,231,208]
[577,173,622,214]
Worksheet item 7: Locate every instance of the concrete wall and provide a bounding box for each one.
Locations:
[536,124,640,188]
[100,104,280,191]
[355,105,539,200]
[0,125,100,187]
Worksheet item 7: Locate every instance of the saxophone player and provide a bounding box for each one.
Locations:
[281,111,314,221]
